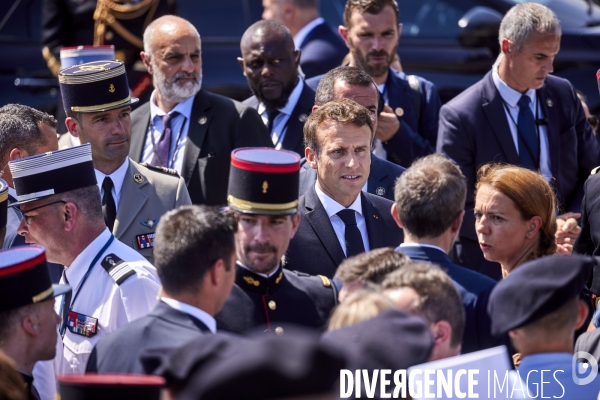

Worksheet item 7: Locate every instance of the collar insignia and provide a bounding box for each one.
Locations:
[141,219,158,228]
[243,276,260,287]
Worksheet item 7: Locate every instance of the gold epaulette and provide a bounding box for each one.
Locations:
[140,162,179,176]
[318,275,331,288]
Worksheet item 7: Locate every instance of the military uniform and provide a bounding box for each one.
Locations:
[215,263,337,334]
[108,159,191,264]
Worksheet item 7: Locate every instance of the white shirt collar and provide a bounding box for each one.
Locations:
[237,262,280,278]
[257,78,304,116]
[492,65,536,108]
[293,17,325,49]
[94,158,129,197]
[315,182,362,218]
[160,298,217,334]
[399,242,446,254]
[149,90,195,121]
[65,228,112,288]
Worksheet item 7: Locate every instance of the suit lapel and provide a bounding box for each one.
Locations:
[281,83,314,154]
[113,161,149,238]
[182,91,212,184]
[303,186,346,266]
[367,155,387,191]
[481,72,520,165]
[362,193,385,249]
[537,85,560,180]
[130,102,151,162]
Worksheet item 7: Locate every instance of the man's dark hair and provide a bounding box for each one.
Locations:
[154,206,237,295]
[344,0,400,28]
[65,110,82,124]
[394,154,467,238]
[0,104,57,163]
[304,98,373,156]
[241,19,294,48]
[314,66,378,107]
[0,304,36,344]
[382,262,465,348]
[335,247,412,285]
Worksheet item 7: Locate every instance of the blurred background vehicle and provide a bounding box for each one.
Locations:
[2,0,600,116]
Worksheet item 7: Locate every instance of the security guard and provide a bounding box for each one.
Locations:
[10,144,160,397]
[488,255,600,399]
[215,148,337,333]
[0,246,71,400]
[58,60,191,264]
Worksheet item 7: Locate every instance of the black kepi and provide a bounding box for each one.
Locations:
[227,147,300,215]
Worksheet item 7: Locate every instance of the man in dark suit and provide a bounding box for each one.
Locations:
[337,0,441,168]
[86,205,237,374]
[392,153,504,354]
[437,3,600,279]
[261,0,346,79]
[129,15,272,206]
[299,66,405,200]
[285,99,403,278]
[0,106,59,251]
[239,20,314,156]
[215,148,337,334]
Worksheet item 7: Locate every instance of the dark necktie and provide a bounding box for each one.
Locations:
[517,95,539,170]
[266,110,280,141]
[102,177,116,232]
[60,273,72,338]
[153,112,178,167]
[337,209,366,258]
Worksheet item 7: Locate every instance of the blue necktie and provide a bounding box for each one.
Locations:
[337,209,365,258]
[517,95,539,170]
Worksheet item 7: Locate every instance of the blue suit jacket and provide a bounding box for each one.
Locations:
[4,194,25,249]
[438,71,600,277]
[285,185,403,278]
[243,81,315,157]
[86,301,211,374]
[298,154,405,200]
[306,69,441,167]
[298,21,347,79]
[398,245,506,354]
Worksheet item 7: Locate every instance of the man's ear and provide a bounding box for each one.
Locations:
[294,49,301,67]
[575,299,590,330]
[501,38,511,55]
[237,57,245,72]
[451,210,465,235]
[22,314,39,337]
[62,202,79,232]
[8,148,25,161]
[391,203,403,229]
[398,23,403,38]
[431,320,452,346]
[140,52,153,75]
[306,147,318,170]
[65,117,80,137]
[339,26,350,48]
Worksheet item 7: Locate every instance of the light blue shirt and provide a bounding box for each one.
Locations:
[258,79,304,149]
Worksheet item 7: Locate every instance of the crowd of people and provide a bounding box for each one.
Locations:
[1,0,600,399]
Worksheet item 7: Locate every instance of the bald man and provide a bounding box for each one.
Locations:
[129,15,272,206]
[239,20,315,156]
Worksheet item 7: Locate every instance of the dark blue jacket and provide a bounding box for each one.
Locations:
[398,244,506,354]
[298,21,347,79]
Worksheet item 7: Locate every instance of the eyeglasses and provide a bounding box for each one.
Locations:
[20,200,66,225]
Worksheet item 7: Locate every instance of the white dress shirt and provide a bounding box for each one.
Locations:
[492,67,552,182]
[160,298,216,333]
[141,90,195,174]
[94,158,129,212]
[293,17,325,49]
[315,182,370,256]
[258,79,304,149]
[33,229,160,398]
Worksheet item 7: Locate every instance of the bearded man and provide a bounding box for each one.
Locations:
[129,15,272,205]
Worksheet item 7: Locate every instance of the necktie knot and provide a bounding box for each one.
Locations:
[337,209,358,226]
[518,95,531,109]
[102,176,114,193]
[266,109,280,135]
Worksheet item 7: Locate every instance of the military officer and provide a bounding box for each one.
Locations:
[0,246,71,400]
[58,60,191,264]
[215,147,337,333]
[488,255,600,398]
[10,144,160,397]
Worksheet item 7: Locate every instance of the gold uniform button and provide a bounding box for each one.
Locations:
[275,327,284,335]
[268,300,276,310]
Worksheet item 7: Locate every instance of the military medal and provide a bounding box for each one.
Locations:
[67,311,98,338]
[136,233,155,249]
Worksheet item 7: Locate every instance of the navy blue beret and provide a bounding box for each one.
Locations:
[321,309,434,371]
[488,255,593,336]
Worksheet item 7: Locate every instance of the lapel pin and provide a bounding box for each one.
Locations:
[373,214,379,219]
[133,174,144,184]
[546,99,553,107]
[298,113,308,122]
[141,219,158,228]
[395,107,404,117]
[375,187,385,196]
[198,116,207,125]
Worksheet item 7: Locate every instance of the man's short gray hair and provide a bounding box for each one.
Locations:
[143,15,200,58]
[499,3,561,52]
